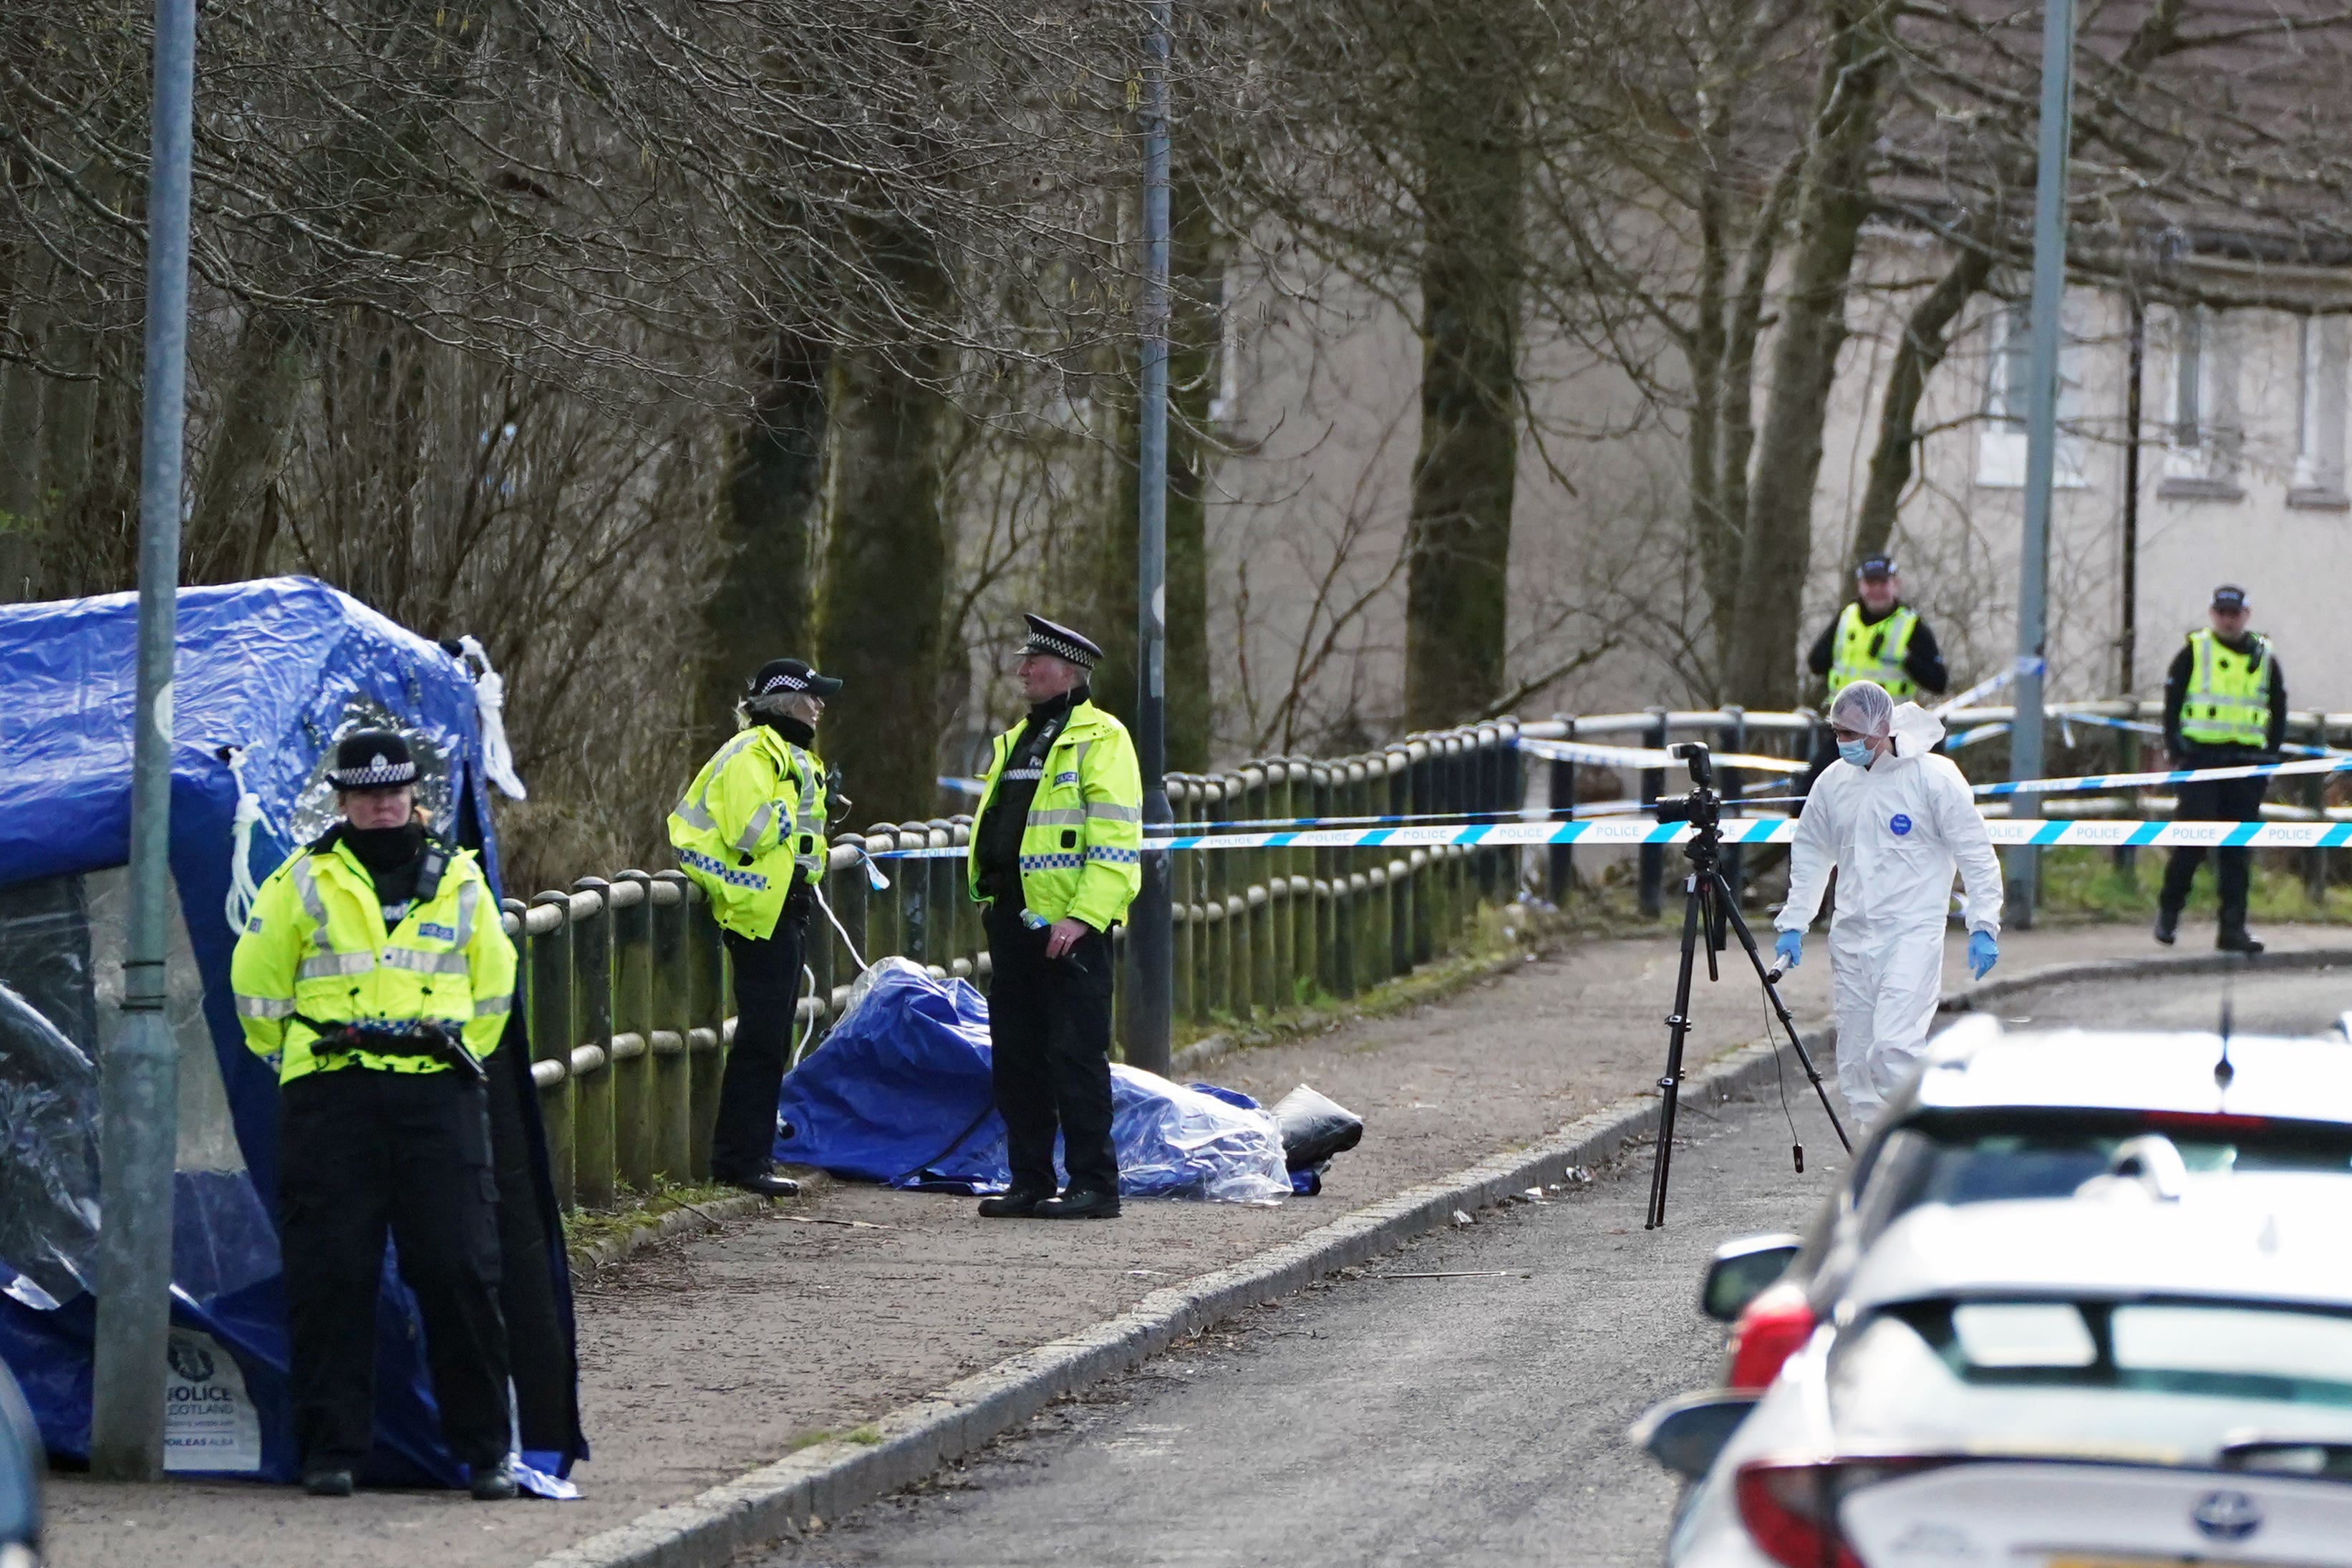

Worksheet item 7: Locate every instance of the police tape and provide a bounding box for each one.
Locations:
[1512,737,1811,773]
[864,816,2352,858]
[1975,750,2352,798]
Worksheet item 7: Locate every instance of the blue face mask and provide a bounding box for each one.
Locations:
[1839,740,1875,769]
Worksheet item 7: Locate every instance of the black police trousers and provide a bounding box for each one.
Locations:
[2162,773,2271,926]
[715,903,810,1181]
[984,909,1118,1196]
[277,1065,510,1471]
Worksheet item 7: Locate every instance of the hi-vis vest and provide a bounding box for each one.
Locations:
[2178,628,2274,748]
[1829,603,1921,700]
[231,836,515,1085]
[967,700,1144,932]
[668,725,829,940]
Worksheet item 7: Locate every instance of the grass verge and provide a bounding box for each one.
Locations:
[562,1178,748,1267]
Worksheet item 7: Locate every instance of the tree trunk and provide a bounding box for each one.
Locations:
[1096,178,1214,773]
[1403,37,1526,732]
[1723,4,1893,709]
[1849,244,1994,567]
[185,311,309,584]
[697,329,831,753]
[817,323,953,825]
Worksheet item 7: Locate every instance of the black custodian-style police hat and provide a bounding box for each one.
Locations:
[747,657,843,699]
[2211,584,2249,611]
[326,729,420,791]
[1021,614,1102,670]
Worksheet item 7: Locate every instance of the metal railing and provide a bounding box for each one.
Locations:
[495,700,2352,1211]
[495,720,1534,1211]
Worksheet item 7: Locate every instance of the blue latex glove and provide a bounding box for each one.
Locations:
[1968,929,1998,979]
[1773,930,1804,972]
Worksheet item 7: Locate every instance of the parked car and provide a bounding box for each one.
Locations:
[1704,1017,2352,1391]
[1641,1161,2352,1566]
[0,1358,39,1568]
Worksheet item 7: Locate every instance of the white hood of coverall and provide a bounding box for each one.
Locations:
[1779,702,2003,937]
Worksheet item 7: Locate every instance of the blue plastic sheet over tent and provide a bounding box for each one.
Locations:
[775,960,1295,1203]
[0,576,584,1485]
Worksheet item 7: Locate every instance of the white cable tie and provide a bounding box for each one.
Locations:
[457,634,529,801]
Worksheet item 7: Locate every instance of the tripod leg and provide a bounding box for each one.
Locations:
[1710,872,1852,1154]
[1645,874,1708,1229]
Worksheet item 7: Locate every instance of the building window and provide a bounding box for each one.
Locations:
[2157,304,2242,498]
[1975,299,2089,489]
[2291,315,2348,508]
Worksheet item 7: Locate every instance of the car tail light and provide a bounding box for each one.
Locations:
[1735,1458,1950,1568]
[1726,1281,1814,1390]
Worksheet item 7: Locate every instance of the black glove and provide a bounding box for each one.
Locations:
[825,767,852,822]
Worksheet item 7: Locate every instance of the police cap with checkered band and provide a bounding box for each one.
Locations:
[746,657,843,699]
[1020,613,1101,670]
[326,729,420,791]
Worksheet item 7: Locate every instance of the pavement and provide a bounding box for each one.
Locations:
[39,920,2352,1568]
[746,960,2352,1568]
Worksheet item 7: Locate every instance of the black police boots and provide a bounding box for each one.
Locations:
[303,1467,355,1498]
[725,1169,800,1199]
[471,1455,521,1501]
[976,1186,1055,1218]
[2217,922,2266,956]
[1035,1189,1121,1220]
[2153,906,2180,946]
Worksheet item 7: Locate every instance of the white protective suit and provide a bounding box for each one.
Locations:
[1777,702,2003,1127]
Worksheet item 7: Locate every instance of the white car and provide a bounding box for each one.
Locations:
[1703,1020,2352,1394]
[1643,1159,2352,1566]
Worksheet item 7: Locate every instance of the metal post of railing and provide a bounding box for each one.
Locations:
[920,818,952,974]
[1477,724,1503,903]
[1224,771,1253,1025]
[948,819,978,978]
[2309,717,2331,906]
[1446,733,1471,936]
[609,871,654,1194]
[1168,780,1196,1023]
[1386,747,1413,975]
[1289,761,1316,997]
[528,891,576,1209]
[1639,707,1668,917]
[864,823,904,962]
[569,878,616,1209]
[1719,707,1746,909]
[1547,714,1576,902]
[684,882,725,1182]
[649,872,693,1184]
[1347,758,1373,994]
[1312,763,1337,995]
[1264,763,1291,1002]
[1246,765,1274,1015]
[2113,724,2140,879]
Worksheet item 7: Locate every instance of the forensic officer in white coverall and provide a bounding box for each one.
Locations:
[1773,680,2003,1129]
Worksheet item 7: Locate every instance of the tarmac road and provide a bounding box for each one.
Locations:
[757,962,2351,1568]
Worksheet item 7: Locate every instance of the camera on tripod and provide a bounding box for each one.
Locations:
[1650,742,1720,836]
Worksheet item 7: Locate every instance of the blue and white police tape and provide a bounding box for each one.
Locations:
[1975,750,2352,798]
[2050,710,2347,759]
[863,816,2352,858]
[1513,736,1811,773]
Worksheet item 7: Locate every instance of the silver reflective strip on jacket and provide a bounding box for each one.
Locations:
[234,993,296,1019]
[383,948,470,976]
[291,858,329,926]
[674,731,762,832]
[733,800,775,855]
[296,951,375,981]
[1026,808,1086,826]
[473,993,514,1017]
[1085,803,1140,822]
[453,879,480,949]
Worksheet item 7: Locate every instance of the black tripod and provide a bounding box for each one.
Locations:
[1645,743,1849,1230]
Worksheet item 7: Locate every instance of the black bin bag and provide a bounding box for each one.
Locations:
[1272,1085,1364,1171]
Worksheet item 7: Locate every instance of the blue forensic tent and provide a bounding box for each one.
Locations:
[774,959,1295,1204]
[0,577,584,1485]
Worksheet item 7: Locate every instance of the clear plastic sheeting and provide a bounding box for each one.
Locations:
[0,977,98,1311]
[777,959,1294,1204]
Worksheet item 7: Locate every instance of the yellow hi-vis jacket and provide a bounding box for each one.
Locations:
[967,699,1144,931]
[1828,602,1921,699]
[668,725,830,940]
[231,836,516,1085]
[2178,628,2275,747]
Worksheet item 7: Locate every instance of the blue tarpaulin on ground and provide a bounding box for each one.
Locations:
[773,959,1295,1204]
[0,577,583,1486]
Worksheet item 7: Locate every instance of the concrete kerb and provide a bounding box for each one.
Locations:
[535,939,2352,1568]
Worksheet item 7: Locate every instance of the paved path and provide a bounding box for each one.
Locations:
[39,924,2352,1568]
[752,963,2352,1568]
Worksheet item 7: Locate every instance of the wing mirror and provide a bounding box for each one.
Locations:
[1630,1390,1762,1481]
[1701,1232,1802,1322]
